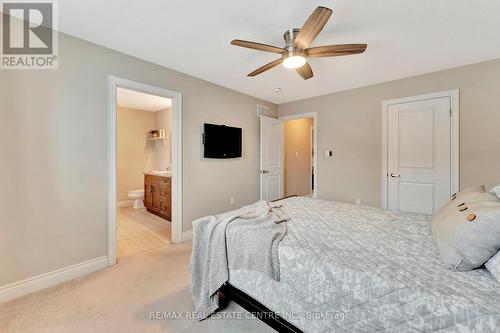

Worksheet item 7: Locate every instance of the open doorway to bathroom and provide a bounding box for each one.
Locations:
[108,76,182,267]
[115,88,172,259]
[283,116,315,198]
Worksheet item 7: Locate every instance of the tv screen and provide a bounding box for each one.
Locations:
[203,123,242,159]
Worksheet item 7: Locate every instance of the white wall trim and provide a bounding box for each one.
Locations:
[381,104,388,209]
[116,200,134,208]
[381,89,460,209]
[0,256,108,304]
[182,230,193,241]
[108,76,183,267]
[279,112,318,199]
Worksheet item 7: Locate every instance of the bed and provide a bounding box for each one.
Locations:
[224,197,500,332]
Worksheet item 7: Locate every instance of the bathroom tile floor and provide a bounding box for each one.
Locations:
[116,207,171,259]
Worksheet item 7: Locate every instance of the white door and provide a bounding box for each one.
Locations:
[260,116,284,201]
[387,97,451,214]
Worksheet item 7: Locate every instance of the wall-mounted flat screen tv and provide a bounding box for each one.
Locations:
[203,123,242,159]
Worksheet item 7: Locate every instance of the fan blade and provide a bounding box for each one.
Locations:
[306,44,367,57]
[248,58,282,77]
[231,39,284,54]
[296,62,313,80]
[294,6,333,49]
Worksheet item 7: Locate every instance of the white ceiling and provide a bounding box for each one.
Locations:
[116,88,171,111]
[59,1,500,104]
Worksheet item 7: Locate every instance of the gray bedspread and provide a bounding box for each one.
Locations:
[229,197,500,332]
[189,200,287,319]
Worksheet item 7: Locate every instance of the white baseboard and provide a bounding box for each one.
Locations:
[0,256,108,304]
[182,230,193,241]
[117,200,134,208]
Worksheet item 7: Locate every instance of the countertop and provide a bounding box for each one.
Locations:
[143,171,171,178]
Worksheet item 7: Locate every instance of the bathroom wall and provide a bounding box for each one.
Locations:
[116,106,172,203]
[152,107,172,170]
[284,118,313,197]
[116,107,155,202]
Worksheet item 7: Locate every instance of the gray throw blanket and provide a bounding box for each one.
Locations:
[189,200,288,319]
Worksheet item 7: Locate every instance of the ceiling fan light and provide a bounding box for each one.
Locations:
[282,55,306,69]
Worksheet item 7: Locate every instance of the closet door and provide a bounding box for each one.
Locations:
[387,97,451,214]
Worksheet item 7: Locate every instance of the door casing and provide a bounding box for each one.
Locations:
[108,75,183,267]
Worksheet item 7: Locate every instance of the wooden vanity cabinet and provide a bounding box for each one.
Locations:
[144,174,171,221]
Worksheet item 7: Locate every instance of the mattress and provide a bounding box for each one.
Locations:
[228,197,500,332]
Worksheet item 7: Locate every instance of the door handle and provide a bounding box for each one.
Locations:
[261,170,269,174]
[390,173,401,178]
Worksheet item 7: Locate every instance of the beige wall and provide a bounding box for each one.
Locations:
[284,118,313,196]
[278,58,500,207]
[152,107,172,171]
[116,107,155,202]
[0,32,275,286]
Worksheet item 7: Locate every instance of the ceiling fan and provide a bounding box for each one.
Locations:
[231,6,367,80]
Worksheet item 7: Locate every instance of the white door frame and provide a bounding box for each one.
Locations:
[107,76,183,266]
[309,125,314,196]
[279,112,318,199]
[381,89,459,210]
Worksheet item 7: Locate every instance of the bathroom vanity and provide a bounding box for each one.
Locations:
[144,173,171,221]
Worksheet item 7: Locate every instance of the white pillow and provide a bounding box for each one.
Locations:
[432,191,500,271]
[491,184,500,198]
[433,185,485,225]
[485,251,500,283]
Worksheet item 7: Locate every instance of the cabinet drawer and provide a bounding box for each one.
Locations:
[160,200,170,212]
[160,177,171,186]
[160,178,171,195]
[159,199,171,220]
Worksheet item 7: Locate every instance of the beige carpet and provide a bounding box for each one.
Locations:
[0,242,275,333]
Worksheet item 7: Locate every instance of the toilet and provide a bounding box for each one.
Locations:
[128,189,145,209]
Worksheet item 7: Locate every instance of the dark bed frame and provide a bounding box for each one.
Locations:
[219,195,303,333]
[220,283,303,333]
[270,195,298,203]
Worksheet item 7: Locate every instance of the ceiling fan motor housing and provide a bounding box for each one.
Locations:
[283,28,305,60]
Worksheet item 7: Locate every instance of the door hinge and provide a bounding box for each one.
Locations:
[449,109,452,117]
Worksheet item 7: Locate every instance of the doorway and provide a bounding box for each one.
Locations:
[284,117,314,197]
[115,88,172,259]
[108,76,182,267]
[381,90,459,214]
[259,112,317,201]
